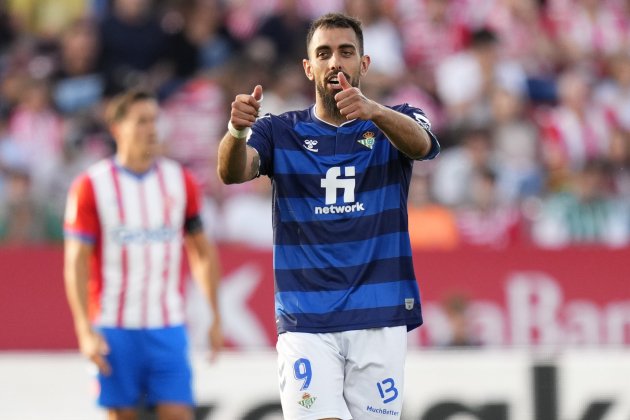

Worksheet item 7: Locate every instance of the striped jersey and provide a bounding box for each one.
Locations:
[64,158,201,329]
[247,104,440,334]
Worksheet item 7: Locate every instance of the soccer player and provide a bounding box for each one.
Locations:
[64,89,223,420]
[217,12,440,420]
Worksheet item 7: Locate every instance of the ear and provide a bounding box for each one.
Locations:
[109,122,122,141]
[303,58,314,81]
[360,55,371,77]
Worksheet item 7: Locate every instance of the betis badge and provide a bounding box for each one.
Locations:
[358,131,375,149]
[298,392,317,409]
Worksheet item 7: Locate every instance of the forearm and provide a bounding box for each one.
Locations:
[217,132,249,184]
[187,235,222,321]
[371,104,432,159]
[192,253,221,320]
[64,246,92,337]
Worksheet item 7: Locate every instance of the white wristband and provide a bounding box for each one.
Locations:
[227,121,251,139]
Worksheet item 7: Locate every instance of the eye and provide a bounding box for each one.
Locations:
[317,51,330,59]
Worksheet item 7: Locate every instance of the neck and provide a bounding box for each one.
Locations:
[314,99,346,126]
[116,153,154,174]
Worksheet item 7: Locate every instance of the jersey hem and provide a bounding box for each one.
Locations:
[277,317,423,335]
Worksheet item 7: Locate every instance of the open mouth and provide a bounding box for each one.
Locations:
[326,74,345,90]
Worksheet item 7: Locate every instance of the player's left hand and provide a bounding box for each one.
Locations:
[207,320,224,363]
[334,72,380,121]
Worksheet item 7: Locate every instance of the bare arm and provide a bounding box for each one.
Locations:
[217,134,261,184]
[64,238,110,375]
[184,231,223,360]
[370,105,432,159]
[217,85,264,184]
[335,72,432,159]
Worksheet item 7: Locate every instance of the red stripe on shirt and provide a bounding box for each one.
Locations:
[156,164,172,326]
[139,181,151,327]
[110,162,128,327]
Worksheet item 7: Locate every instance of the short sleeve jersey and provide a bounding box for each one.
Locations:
[64,158,202,328]
[247,104,440,334]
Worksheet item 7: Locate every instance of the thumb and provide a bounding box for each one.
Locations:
[252,85,263,102]
[338,72,352,90]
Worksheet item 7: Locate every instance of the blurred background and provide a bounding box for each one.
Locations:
[0,0,629,419]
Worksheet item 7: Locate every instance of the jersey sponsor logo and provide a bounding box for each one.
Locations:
[413,112,431,131]
[405,298,415,310]
[366,405,400,416]
[111,226,180,244]
[358,131,375,150]
[315,166,366,215]
[297,392,317,409]
[303,139,319,152]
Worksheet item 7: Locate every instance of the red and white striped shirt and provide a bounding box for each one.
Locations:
[64,158,200,329]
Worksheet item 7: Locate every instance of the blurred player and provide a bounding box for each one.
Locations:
[64,89,223,420]
[217,13,439,420]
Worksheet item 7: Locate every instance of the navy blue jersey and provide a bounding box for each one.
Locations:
[247,104,440,334]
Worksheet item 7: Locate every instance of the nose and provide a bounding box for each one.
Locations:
[328,52,342,71]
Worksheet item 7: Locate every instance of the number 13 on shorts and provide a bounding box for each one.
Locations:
[376,378,399,404]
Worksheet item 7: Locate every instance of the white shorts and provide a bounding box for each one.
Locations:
[276,326,407,420]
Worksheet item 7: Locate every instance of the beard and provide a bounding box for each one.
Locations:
[316,81,342,122]
[315,73,359,122]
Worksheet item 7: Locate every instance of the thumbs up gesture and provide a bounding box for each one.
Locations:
[334,72,378,121]
[230,85,264,131]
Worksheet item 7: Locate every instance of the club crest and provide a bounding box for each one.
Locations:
[358,131,375,150]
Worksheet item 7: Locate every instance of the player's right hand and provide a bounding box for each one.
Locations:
[230,85,263,130]
[78,330,111,376]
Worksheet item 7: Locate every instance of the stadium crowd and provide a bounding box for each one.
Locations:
[0,0,629,249]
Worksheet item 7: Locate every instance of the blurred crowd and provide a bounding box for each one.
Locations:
[1,0,630,249]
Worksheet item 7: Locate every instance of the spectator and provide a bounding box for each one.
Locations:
[456,167,521,248]
[160,75,226,199]
[490,86,543,202]
[260,64,311,116]
[539,68,612,186]
[435,28,527,126]
[345,0,406,97]
[0,159,46,243]
[548,0,629,72]
[432,126,495,207]
[51,18,104,114]
[167,0,236,80]
[485,0,557,75]
[7,0,88,40]
[7,76,63,188]
[396,0,467,85]
[255,0,311,66]
[532,159,630,247]
[595,52,630,133]
[98,0,173,95]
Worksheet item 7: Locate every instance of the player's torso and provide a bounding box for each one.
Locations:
[88,158,187,328]
[268,113,420,333]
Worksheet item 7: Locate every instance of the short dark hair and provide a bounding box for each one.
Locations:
[306,13,364,56]
[105,89,156,125]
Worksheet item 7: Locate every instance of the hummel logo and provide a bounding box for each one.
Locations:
[303,139,319,152]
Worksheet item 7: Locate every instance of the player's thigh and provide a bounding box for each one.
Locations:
[99,328,144,409]
[107,408,138,420]
[156,403,193,420]
[144,326,194,407]
[277,332,352,420]
[343,326,407,420]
